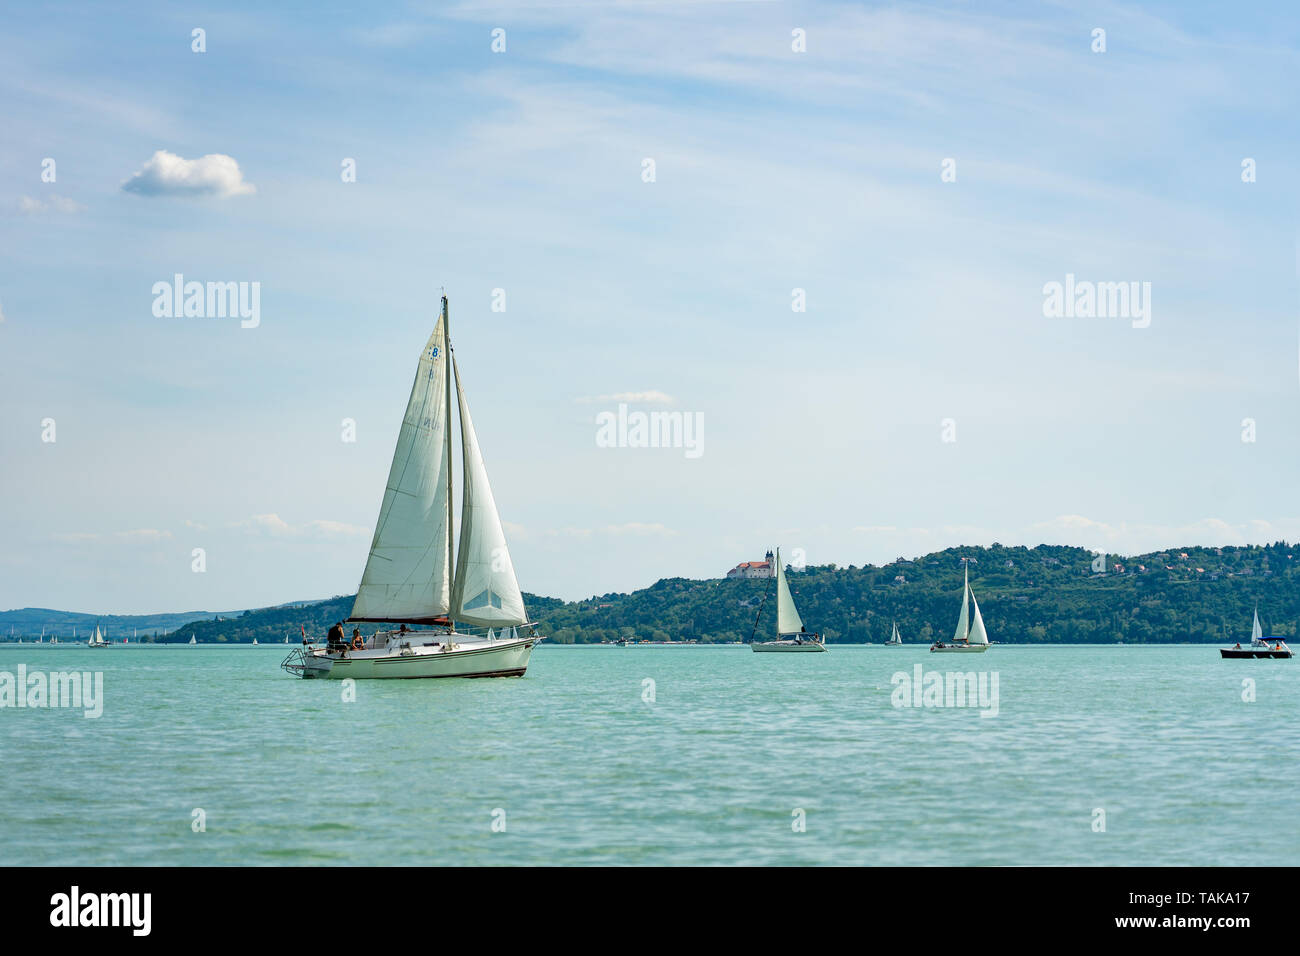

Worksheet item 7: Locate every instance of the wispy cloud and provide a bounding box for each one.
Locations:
[17,194,85,215]
[231,514,369,538]
[52,528,172,543]
[122,150,255,199]
[116,529,172,541]
[576,390,674,404]
[601,522,677,536]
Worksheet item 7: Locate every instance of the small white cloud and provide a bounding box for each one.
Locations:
[116,528,173,541]
[601,522,677,536]
[17,194,85,214]
[576,390,675,405]
[233,513,292,535]
[122,150,255,199]
[302,519,370,538]
[233,513,368,538]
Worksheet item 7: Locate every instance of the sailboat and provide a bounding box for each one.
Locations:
[886,621,902,646]
[88,624,108,648]
[252,638,259,645]
[930,562,989,653]
[751,547,826,652]
[189,636,197,645]
[283,295,542,680]
[1220,606,1293,659]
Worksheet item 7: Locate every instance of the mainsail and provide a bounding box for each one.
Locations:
[1251,607,1262,643]
[350,315,453,622]
[449,357,527,627]
[775,548,804,635]
[953,565,970,643]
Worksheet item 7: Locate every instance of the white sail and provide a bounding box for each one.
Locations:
[967,586,989,645]
[953,565,970,642]
[449,356,527,627]
[889,621,901,644]
[775,548,804,636]
[1251,607,1262,643]
[89,625,104,646]
[351,316,454,622]
[189,636,196,644]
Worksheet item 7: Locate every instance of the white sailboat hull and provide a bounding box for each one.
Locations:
[751,640,826,653]
[293,634,538,679]
[930,643,989,653]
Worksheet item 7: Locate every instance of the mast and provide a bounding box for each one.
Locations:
[443,294,455,624]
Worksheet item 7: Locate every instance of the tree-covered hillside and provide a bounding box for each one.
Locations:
[163,542,1300,645]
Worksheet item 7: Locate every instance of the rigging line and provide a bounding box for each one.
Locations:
[748,571,774,644]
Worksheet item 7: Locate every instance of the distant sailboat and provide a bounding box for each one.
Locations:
[886,621,902,646]
[252,638,259,645]
[930,562,990,653]
[751,547,826,653]
[1220,606,1293,659]
[283,295,542,680]
[189,636,197,645]
[88,624,107,648]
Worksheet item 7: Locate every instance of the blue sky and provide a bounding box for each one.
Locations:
[1,1,1298,614]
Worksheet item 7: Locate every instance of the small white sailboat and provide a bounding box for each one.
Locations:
[283,295,542,680]
[189,636,197,645]
[751,547,826,653]
[88,624,108,648]
[886,621,903,646]
[931,562,989,653]
[252,638,259,645]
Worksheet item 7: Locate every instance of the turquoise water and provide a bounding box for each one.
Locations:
[2,644,1296,865]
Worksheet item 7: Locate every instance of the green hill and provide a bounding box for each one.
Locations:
[163,542,1300,645]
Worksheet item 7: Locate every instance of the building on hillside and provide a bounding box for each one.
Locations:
[727,551,775,579]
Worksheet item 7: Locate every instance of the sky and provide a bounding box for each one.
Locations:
[1,0,1298,614]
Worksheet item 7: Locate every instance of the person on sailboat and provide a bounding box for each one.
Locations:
[327,622,345,651]
[352,627,364,650]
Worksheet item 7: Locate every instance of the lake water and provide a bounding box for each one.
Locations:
[2,643,1296,866]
